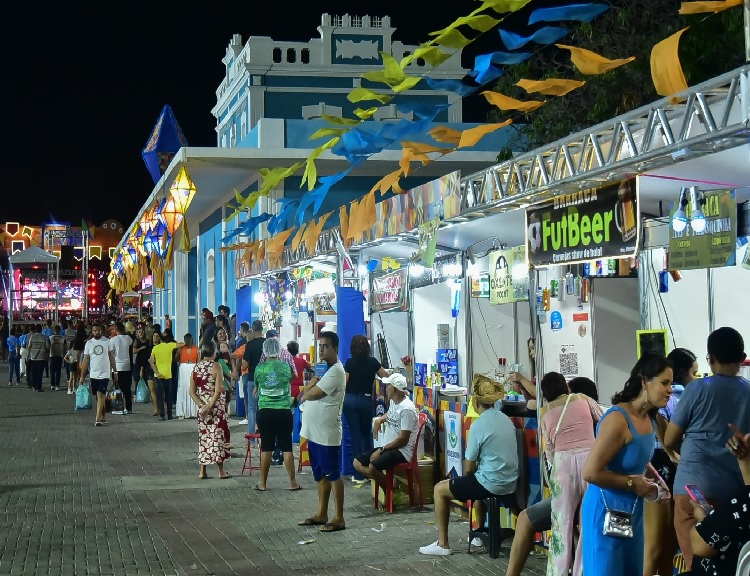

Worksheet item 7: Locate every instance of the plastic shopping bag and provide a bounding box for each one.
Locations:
[135,378,150,403]
[76,384,92,410]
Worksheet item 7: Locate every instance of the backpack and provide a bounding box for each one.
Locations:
[76,384,92,410]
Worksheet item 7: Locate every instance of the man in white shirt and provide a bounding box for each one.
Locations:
[353,373,418,493]
[298,331,347,533]
[79,324,117,427]
[109,322,134,414]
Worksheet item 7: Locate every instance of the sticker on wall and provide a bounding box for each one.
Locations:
[573,312,589,322]
[578,324,587,338]
[550,311,563,332]
[559,345,579,376]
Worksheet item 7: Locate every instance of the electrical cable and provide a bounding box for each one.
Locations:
[476,298,501,364]
[648,253,676,349]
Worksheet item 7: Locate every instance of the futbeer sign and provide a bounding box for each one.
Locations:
[526,179,640,267]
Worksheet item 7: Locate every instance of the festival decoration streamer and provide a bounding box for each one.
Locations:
[678,0,742,14]
[458,120,513,148]
[291,224,307,253]
[297,168,352,225]
[428,126,463,146]
[651,28,689,96]
[516,77,586,96]
[481,91,545,112]
[555,44,635,75]
[499,26,568,50]
[303,213,332,255]
[339,205,351,248]
[424,78,477,97]
[528,3,609,25]
[267,228,295,268]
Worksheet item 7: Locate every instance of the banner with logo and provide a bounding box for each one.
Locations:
[526,179,639,267]
[443,410,463,478]
[668,189,737,270]
[369,268,408,314]
[489,246,529,305]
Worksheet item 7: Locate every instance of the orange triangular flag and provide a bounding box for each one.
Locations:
[267,229,295,268]
[458,120,513,148]
[555,44,635,75]
[679,0,742,14]
[362,191,377,235]
[292,224,307,253]
[339,205,351,247]
[370,168,404,195]
[303,213,332,256]
[346,199,361,241]
[651,28,689,97]
[481,91,544,112]
[516,78,586,96]
[428,126,463,145]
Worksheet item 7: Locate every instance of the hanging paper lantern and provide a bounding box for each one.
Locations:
[170,166,197,214]
[158,196,183,235]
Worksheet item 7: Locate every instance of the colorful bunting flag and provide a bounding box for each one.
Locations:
[516,78,586,96]
[528,3,609,25]
[555,44,635,75]
[678,0,742,14]
[481,91,545,112]
[651,28,689,96]
[499,26,568,50]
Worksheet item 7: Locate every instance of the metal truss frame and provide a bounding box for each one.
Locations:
[457,65,750,219]
[246,65,750,277]
[44,228,89,318]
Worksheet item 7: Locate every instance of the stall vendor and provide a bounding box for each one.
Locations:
[509,371,537,411]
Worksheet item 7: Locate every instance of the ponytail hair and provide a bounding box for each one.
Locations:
[667,348,696,385]
[612,352,671,417]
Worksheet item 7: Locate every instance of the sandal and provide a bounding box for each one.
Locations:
[220,473,232,480]
[254,484,266,491]
[288,485,302,492]
[297,517,326,526]
[319,523,346,533]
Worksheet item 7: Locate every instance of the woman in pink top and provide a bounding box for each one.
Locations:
[540,372,603,576]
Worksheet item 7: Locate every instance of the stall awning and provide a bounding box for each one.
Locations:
[9,246,59,265]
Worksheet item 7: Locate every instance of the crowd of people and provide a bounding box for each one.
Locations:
[3,308,749,575]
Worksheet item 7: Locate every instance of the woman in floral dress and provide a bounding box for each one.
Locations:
[189,341,231,479]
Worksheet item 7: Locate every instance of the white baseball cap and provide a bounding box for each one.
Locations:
[381,373,408,391]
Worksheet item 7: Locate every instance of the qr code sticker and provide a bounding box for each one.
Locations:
[559,353,579,376]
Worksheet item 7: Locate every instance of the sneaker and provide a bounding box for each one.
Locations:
[239,419,248,425]
[469,536,485,548]
[419,542,453,556]
[67,390,73,395]
[95,422,104,427]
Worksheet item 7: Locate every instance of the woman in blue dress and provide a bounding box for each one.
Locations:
[581,353,674,576]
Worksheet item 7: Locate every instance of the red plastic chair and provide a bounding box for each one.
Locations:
[374,412,428,513]
[241,433,262,475]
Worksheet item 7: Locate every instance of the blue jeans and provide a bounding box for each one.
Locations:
[243,376,258,436]
[343,393,374,479]
[156,378,173,418]
[8,352,20,384]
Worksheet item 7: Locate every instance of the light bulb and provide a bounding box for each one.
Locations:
[284,290,293,301]
[689,187,706,233]
[672,210,688,233]
[409,264,425,276]
[690,211,706,233]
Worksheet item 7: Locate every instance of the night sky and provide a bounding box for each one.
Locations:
[6,2,539,228]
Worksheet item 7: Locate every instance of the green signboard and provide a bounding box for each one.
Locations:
[668,189,736,270]
[526,179,639,267]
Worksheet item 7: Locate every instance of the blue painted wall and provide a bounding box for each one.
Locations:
[198,208,225,313]
[188,246,198,336]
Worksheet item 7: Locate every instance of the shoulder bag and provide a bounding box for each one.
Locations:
[542,393,573,486]
[601,489,638,538]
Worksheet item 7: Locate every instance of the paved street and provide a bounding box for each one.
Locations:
[0,369,547,576]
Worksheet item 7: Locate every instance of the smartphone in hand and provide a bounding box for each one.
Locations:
[686,484,713,513]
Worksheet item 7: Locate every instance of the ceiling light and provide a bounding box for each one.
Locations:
[689,186,707,233]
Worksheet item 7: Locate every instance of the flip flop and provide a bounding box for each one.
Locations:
[199,475,210,480]
[288,485,302,492]
[319,523,346,533]
[298,517,326,526]
[254,484,266,491]
[220,474,232,480]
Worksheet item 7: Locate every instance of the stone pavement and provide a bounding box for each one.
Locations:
[0,369,547,576]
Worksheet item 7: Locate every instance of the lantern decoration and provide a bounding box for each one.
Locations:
[158,195,183,235]
[170,167,197,213]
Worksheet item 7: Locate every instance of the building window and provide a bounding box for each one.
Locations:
[206,249,216,314]
[273,47,282,63]
[286,48,296,63]
[301,48,310,64]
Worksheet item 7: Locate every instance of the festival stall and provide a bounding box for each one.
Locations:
[8,246,61,327]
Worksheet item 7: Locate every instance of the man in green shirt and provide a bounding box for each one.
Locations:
[253,338,301,491]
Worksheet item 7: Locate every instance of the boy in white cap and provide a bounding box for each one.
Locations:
[353,373,419,494]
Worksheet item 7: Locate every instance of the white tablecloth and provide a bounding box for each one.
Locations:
[176,363,198,418]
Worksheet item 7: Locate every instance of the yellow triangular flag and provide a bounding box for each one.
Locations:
[292,224,307,253]
[347,87,392,105]
[516,78,586,96]
[458,120,513,148]
[481,91,545,113]
[555,44,635,75]
[679,0,742,14]
[651,28,689,97]
[429,126,463,145]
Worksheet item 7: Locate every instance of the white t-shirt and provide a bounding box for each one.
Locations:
[383,397,419,462]
[301,361,346,446]
[109,334,133,371]
[84,337,112,380]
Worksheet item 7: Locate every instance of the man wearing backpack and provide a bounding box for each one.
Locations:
[26,325,50,392]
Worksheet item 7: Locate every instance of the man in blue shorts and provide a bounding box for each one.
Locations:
[298,331,347,533]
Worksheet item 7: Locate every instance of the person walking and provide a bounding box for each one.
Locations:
[26,325,49,392]
[79,324,117,426]
[148,332,184,420]
[109,322,133,413]
[580,353,673,576]
[297,331,347,533]
[6,327,21,386]
[253,338,301,491]
[48,325,66,391]
[343,335,390,481]
[189,341,231,479]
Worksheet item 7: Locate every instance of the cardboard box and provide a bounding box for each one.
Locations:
[372,457,435,507]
